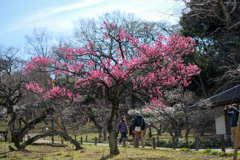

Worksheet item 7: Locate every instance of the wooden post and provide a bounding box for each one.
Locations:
[172,136,175,149]
[123,138,126,147]
[86,135,87,142]
[136,137,139,148]
[99,135,101,143]
[228,136,232,144]
[195,135,199,150]
[4,134,7,142]
[157,137,159,143]
[233,106,240,160]
[51,119,54,144]
[57,117,64,144]
[214,136,217,142]
[95,137,97,145]
[220,134,225,152]
[87,117,90,132]
[7,114,11,143]
[81,137,83,144]
[52,135,54,144]
[176,137,179,146]
[153,138,156,149]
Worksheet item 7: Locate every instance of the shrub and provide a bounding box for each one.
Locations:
[227,152,234,156]
[179,148,191,152]
[155,137,232,149]
[210,150,218,155]
[202,148,211,154]
[145,141,152,146]
[218,151,226,155]
[177,138,188,148]
[157,139,165,147]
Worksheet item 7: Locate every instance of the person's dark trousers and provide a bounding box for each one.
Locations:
[132,134,135,140]
[119,132,126,143]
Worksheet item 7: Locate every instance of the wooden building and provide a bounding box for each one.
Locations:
[189,85,240,135]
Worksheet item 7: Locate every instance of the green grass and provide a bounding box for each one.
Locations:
[0,121,8,131]
[0,142,236,160]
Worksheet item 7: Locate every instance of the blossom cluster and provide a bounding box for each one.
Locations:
[23,22,200,108]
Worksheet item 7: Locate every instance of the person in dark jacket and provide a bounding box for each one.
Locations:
[117,116,128,145]
[129,119,135,139]
[133,113,146,147]
[130,119,146,145]
[224,104,240,148]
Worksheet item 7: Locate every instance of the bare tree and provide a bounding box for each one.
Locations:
[73,10,173,59]
[25,27,53,57]
[180,0,240,82]
[136,87,221,145]
[0,45,82,151]
[181,0,240,59]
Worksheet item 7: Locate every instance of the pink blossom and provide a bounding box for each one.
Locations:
[23,22,200,107]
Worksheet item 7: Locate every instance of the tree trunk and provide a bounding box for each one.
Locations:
[185,128,190,146]
[200,120,215,136]
[236,32,240,62]
[19,130,82,150]
[8,108,53,150]
[8,113,12,143]
[200,126,206,136]
[148,126,152,138]
[172,120,182,138]
[8,112,25,150]
[151,124,161,136]
[107,102,119,155]
[88,108,103,135]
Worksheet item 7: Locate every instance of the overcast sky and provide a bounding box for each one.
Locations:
[0,0,183,57]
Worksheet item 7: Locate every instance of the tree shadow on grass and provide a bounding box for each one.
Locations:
[0,151,9,155]
[100,154,114,160]
[0,151,10,159]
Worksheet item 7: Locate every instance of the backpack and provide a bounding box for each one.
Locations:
[134,118,143,132]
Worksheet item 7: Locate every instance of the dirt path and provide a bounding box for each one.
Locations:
[24,133,239,153]
[33,139,238,153]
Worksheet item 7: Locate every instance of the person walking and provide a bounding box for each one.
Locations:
[129,119,135,139]
[133,113,146,148]
[117,116,128,145]
[224,104,240,148]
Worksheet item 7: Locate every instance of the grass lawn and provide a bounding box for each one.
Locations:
[0,142,236,160]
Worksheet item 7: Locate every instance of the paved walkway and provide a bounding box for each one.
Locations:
[34,139,239,153]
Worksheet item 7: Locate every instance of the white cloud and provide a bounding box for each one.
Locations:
[0,0,185,48]
[23,0,108,22]
[0,0,108,35]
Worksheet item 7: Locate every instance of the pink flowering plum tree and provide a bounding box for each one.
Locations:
[23,22,200,155]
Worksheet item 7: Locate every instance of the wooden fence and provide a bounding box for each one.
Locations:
[0,130,231,153]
